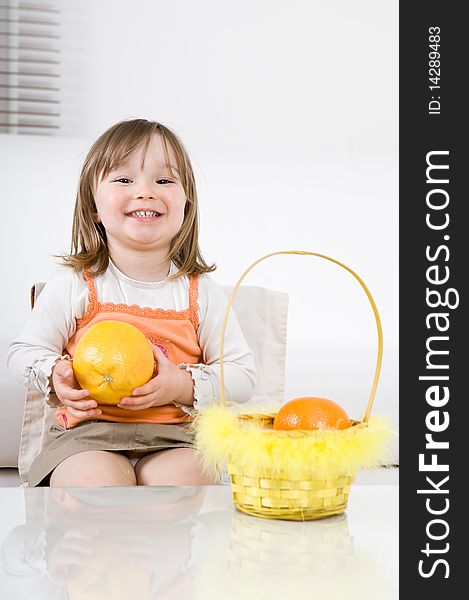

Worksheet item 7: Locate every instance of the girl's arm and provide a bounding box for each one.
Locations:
[181,274,257,409]
[7,267,86,397]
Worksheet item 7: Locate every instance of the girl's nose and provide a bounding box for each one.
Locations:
[135,184,156,199]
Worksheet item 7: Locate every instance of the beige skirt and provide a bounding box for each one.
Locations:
[28,420,195,487]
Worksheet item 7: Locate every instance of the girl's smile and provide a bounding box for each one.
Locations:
[125,208,165,223]
[126,209,164,220]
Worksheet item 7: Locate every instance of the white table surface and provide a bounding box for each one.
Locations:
[0,483,398,599]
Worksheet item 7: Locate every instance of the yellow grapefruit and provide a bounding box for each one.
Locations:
[73,320,154,405]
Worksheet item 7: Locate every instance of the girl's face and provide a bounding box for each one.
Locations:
[93,135,187,259]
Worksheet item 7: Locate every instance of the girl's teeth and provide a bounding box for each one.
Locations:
[132,211,159,217]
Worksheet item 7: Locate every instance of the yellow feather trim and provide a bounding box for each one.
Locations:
[193,406,395,480]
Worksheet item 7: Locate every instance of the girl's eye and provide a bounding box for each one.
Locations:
[112,177,174,185]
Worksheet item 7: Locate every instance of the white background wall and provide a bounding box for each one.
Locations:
[0,1,398,452]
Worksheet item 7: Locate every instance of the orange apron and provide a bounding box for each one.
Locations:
[55,270,202,429]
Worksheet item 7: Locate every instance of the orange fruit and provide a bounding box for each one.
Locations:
[273,397,351,431]
[73,320,154,405]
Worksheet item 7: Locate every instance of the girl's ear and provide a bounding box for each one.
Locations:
[92,212,101,224]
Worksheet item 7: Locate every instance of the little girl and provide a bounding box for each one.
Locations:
[7,119,256,487]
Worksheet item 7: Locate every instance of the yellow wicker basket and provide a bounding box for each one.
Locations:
[195,251,390,521]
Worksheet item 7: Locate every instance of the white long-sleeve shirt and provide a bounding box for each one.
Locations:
[7,260,257,410]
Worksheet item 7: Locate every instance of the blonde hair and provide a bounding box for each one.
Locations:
[59,119,215,278]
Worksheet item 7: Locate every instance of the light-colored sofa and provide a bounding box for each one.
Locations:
[0,341,25,485]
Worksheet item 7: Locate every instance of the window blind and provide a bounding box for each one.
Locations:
[0,1,61,135]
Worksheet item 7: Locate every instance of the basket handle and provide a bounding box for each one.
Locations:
[219,251,383,423]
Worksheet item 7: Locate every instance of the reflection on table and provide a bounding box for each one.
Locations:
[1,485,395,599]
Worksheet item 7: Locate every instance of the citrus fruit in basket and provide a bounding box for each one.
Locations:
[273,397,351,431]
[73,320,154,405]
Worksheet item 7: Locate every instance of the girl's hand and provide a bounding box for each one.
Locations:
[52,358,102,419]
[117,345,194,410]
